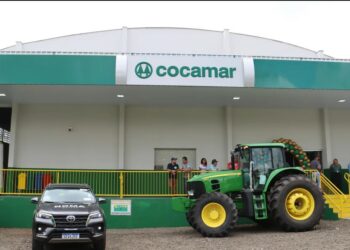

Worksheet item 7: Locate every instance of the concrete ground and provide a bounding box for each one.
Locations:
[0,220,349,250]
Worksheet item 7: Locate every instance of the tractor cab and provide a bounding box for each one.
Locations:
[232,143,287,191]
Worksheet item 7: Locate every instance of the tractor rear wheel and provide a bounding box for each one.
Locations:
[269,175,324,232]
[190,192,238,237]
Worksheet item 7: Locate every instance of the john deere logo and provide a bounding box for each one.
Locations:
[135,62,153,79]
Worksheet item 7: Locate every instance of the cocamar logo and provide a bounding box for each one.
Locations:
[135,62,236,79]
[135,62,153,79]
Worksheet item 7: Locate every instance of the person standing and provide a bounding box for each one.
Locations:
[199,158,208,173]
[207,159,219,171]
[167,157,179,195]
[330,158,342,190]
[310,156,322,188]
[181,156,192,192]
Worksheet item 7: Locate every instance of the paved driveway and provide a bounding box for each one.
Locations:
[0,220,348,250]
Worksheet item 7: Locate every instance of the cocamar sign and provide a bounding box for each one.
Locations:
[125,55,247,87]
[135,62,237,79]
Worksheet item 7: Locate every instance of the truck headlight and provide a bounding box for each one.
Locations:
[187,190,194,196]
[36,212,53,220]
[87,211,103,225]
[89,212,102,219]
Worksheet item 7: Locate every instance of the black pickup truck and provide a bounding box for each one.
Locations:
[31,183,106,250]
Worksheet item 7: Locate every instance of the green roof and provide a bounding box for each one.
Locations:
[240,143,285,148]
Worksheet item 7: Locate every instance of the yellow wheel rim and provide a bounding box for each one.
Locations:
[201,202,226,228]
[285,188,315,221]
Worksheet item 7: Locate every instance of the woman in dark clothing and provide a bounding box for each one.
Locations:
[330,158,342,190]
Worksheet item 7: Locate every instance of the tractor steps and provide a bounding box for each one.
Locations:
[253,194,267,220]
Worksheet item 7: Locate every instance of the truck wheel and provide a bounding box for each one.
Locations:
[269,175,324,232]
[32,236,44,250]
[190,192,238,237]
[94,237,106,250]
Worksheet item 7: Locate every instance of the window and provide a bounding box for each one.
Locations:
[272,148,284,168]
[236,148,250,170]
[252,148,273,173]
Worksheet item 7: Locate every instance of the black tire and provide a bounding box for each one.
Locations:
[94,237,106,250]
[190,192,238,237]
[269,174,324,232]
[32,235,44,250]
[186,210,195,228]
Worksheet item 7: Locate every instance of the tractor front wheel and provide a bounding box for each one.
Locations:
[186,210,196,229]
[269,175,324,232]
[190,192,238,237]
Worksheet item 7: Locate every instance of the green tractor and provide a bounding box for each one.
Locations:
[172,143,324,237]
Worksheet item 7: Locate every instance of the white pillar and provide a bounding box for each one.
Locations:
[118,104,125,169]
[225,106,233,162]
[321,108,332,168]
[121,26,128,53]
[8,103,19,168]
[15,41,23,51]
[222,29,230,54]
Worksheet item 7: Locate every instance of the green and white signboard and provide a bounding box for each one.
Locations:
[125,55,254,87]
[111,199,132,216]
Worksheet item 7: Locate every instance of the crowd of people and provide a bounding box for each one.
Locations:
[166,156,220,194]
[309,156,347,190]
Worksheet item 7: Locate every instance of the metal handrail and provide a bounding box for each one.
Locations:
[304,169,347,217]
[344,172,350,194]
[321,173,347,215]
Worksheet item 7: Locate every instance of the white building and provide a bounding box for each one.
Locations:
[0,27,349,171]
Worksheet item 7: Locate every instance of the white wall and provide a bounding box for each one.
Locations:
[12,104,350,171]
[329,109,350,168]
[14,104,119,169]
[231,107,324,152]
[124,106,226,170]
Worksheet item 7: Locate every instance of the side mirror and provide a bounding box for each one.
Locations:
[98,198,106,204]
[31,197,39,204]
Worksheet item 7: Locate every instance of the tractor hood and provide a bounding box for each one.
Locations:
[188,170,242,182]
[187,170,244,195]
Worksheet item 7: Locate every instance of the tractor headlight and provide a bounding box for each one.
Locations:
[187,190,194,196]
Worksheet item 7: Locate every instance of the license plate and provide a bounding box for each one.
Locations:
[62,233,80,239]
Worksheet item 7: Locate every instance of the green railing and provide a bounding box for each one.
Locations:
[0,168,203,197]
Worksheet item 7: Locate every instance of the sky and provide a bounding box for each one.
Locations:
[0,1,350,58]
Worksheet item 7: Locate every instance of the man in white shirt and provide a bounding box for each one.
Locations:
[181,156,192,192]
[208,159,219,171]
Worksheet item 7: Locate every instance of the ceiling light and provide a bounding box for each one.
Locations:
[116,94,125,98]
[0,93,6,97]
[338,99,346,103]
[233,96,240,100]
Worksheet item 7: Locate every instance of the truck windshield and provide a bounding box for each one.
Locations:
[41,189,96,203]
